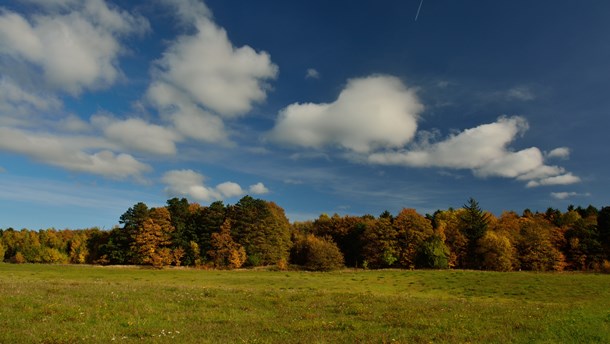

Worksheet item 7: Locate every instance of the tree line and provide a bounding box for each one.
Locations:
[1,196,609,272]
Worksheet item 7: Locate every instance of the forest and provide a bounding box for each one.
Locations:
[1,196,609,272]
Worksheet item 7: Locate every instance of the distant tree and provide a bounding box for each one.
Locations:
[393,208,434,269]
[166,198,195,264]
[460,198,490,269]
[291,234,344,271]
[563,219,603,270]
[313,214,366,267]
[132,207,177,267]
[415,235,450,269]
[361,217,398,268]
[433,209,467,268]
[477,231,516,271]
[228,196,292,266]
[105,202,150,264]
[67,231,89,264]
[195,201,227,256]
[207,219,246,269]
[598,206,610,258]
[517,217,564,271]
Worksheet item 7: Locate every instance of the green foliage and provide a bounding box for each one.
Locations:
[228,196,291,266]
[291,234,345,271]
[0,241,5,262]
[313,214,366,267]
[361,217,398,268]
[597,206,610,257]
[415,235,450,269]
[460,198,491,269]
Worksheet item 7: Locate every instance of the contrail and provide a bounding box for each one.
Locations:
[415,0,424,21]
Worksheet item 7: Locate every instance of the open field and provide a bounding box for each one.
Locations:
[1,264,609,343]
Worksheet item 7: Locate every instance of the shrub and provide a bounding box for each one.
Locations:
[292,235,344,271]
[415,235,450,269]
[11,252,26,264]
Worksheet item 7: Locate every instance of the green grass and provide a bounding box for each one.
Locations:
[1,264,609,343]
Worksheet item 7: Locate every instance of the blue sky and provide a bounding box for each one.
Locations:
[0,0,608,229]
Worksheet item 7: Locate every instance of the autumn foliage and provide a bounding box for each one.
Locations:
[1,198,610,273]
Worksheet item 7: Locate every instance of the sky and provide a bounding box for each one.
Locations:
[0,0,609,230]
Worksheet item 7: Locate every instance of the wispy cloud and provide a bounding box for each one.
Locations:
[550,191,591,200]
[305,68,320,79]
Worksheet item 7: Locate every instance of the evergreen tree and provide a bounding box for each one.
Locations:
[460,198,490,269]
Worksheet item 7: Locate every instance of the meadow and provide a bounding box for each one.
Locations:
[1,264,609,343]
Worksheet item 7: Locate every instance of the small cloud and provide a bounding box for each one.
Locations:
[546,147,570,160]
[0,166,5,173]
[506,86,535,101]
[526,173,581,188]
[305,68,320,79]
[249,182,269,195]
[216,181,244,198]
[162,169,268,201]
[551,191,591,200]
[436,80,451,88]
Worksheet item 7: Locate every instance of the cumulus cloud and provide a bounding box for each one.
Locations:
[162,169,269,202]
[249,182,269,195]
[147,81,228,143]
[0,1,149,94]
[146,0,277,143]
[93,116,180,155]
[216,182,245,198]
[268,75,423,153]
[369,116,528,168]
[367,116,578,186]
[0,127,150,179]
[546,147,570,159]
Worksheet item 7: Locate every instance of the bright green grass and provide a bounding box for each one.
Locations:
[1,264,609,343]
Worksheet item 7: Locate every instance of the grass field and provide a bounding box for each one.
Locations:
[1,264,609,343]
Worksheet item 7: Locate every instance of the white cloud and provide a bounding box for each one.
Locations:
[249,182,269,195]
[268,75,424,153]
[526,173,581,188]
[550,192,575,200]
[146,2,277,144]
[56,114,91,132]
[0,127,150,179]
[95,116,180,155]
[367,116,579,186]
[149,2,278,117]
[0,1,149,94]
[306,68,320,79]
[216,181,244,198]
[546,147,570,159]
[162,169,269,202]
[369,116,529,169]
[162,170,221,202]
